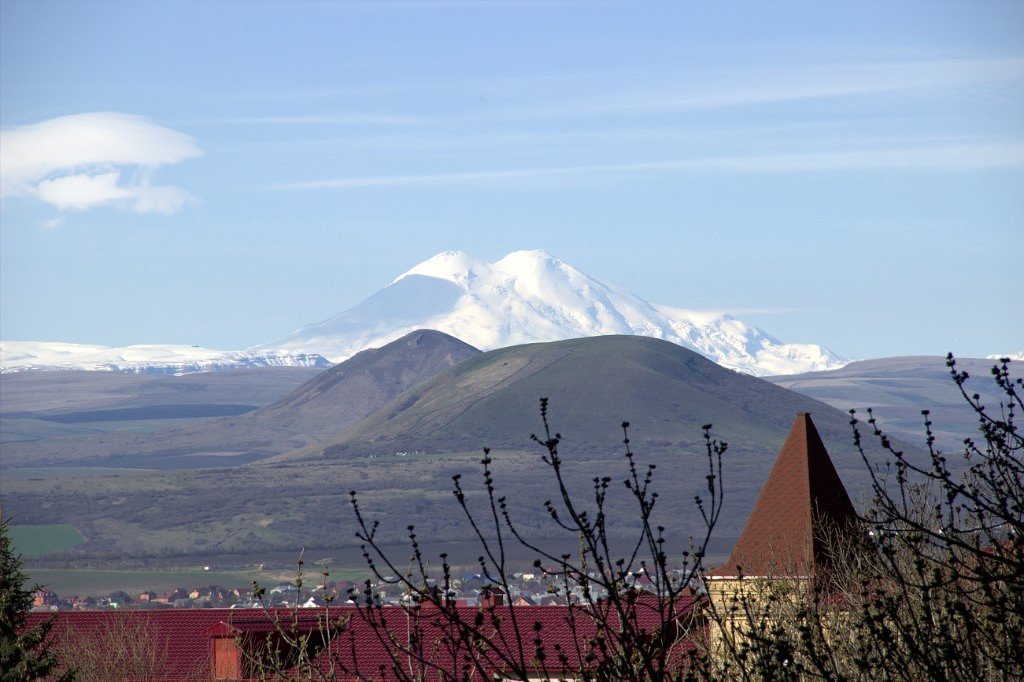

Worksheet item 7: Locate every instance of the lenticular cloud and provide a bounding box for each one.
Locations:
[0,112,202,214]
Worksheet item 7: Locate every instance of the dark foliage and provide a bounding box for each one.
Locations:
[0,518,70,681]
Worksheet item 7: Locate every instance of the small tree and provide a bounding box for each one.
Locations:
[0,517,70,681]
[51,614,195,682]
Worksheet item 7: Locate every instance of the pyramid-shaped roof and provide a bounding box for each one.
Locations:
[713,413,858,578]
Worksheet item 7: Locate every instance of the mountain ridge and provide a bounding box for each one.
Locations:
[0,341,329,375]
[768,354,1022,452]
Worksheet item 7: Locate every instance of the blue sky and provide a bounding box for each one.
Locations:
[1,0,1021,360]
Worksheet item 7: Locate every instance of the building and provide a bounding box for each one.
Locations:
[706,412,859,653]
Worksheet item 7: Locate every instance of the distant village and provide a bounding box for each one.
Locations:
[30,566,684,612]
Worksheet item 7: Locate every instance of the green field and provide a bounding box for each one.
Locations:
[8,524,86,558]
[23,566,369,598]
[25,568,279,597]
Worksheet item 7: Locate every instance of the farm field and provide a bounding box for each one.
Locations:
[25,568,273,596]
[8,524,86,558]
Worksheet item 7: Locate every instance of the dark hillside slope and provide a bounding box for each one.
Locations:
[1,330,479,468]
[256,329,480,432]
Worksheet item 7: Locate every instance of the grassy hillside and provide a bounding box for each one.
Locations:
[8,524,86,558]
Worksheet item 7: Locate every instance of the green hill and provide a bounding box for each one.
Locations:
[293,335,864,464]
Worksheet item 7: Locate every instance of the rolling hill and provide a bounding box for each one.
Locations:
[254,336,894,551]
[286,335,870,466]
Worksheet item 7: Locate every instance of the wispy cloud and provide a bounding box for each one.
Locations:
[211,114,423,126]
[242,57,1024,123]
[502,57,1024,120]
[271,141,1024,190]
[0,112,202,215]
[201,57,1024,136]
[682,142,1024,172]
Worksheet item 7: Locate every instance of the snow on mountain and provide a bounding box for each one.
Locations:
[261,249,847,376]
[0,340,330,375]
[988,351,1024,362]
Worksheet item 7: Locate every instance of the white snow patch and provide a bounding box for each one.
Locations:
[987,351,1024,362]
[0,341,329,375]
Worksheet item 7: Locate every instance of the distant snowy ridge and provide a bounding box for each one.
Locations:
[0,341,330,375]
[261,249,848,377]
[988,351,1024,362]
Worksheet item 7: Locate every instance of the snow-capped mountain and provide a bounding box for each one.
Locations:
[261,250,847,377]
[0,341,329,375]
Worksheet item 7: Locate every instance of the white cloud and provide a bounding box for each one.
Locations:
[36,171,134,210]
[131,178,198,215]
[0,112,202,215]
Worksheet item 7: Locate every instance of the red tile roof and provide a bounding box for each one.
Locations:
[263,598,701,680]
[29,597,700,681]
[29,608,232,680]
[712,413,858,577]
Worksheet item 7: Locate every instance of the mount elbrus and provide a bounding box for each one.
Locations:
[1,249,845,377]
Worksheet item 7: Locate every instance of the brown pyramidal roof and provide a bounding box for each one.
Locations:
[713,413,858,577]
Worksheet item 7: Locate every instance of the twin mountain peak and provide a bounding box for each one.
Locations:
[263,249,845,377]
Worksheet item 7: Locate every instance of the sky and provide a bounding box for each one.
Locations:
[1,0,1021,361]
